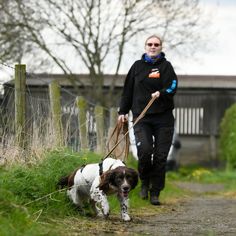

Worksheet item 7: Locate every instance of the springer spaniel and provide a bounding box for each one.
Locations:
[58,157,138,221]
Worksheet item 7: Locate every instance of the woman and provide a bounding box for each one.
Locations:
[118,35,178,205]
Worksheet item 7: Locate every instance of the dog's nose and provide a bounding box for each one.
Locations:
[122,186,130,192]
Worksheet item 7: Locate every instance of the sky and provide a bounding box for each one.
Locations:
[0,0,236,83]
[174,0,236,75]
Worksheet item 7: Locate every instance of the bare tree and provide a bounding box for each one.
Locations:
[0,0,207,106]
[0,0,26,64]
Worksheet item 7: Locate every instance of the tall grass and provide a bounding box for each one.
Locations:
[0,92,87,165]
[0,116,57,166]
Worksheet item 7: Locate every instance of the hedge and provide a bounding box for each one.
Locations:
[219,103,236,170]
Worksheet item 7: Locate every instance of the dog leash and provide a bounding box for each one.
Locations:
[102,96,157,161]
[106,121,129,161]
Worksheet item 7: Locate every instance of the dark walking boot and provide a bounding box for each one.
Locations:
[150,193,161,205]
[139,181,149,199]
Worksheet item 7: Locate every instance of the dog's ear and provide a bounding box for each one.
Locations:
[128,168,139,189]
[98,170,114,193]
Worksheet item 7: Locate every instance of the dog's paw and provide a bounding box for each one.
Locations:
[122,214,131,222]
[96,211,103,217]
[103,213,109,219]
[96,212,109,219]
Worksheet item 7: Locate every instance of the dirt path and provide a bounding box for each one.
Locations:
[129,196,236,236]
[65,182,236,236]
[126,182,236,236]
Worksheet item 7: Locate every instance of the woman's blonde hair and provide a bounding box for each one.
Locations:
[145,35,162,46]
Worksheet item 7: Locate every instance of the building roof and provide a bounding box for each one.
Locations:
[178,75,236,89]
[4,73,236,89]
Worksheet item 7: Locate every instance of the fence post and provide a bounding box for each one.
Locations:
[109,108,117,129]
[49,80,63,146]
[107,107,120,158]
[108,107,117,140]
[94,105,105,154]
[15,64,27,149]
[76,96,88,150]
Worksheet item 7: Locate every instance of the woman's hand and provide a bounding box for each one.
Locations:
[118,114,128,123]
[151,91,160,99]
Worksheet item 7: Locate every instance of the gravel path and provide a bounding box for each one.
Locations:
[128,182,236,236]
[130,196,236,236]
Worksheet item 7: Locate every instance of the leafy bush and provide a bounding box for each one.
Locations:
[219,103,236,170]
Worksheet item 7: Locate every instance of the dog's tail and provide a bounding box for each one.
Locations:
[57,168,79,189]
[57,175,69,189]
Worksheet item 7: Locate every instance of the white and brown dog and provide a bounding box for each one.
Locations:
[58,157,138,221]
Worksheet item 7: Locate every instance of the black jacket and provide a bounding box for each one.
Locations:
[118,53,178,117]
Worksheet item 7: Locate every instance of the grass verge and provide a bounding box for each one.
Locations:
[0,149,235,235]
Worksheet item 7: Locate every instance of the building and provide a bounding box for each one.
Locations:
[2,74,236,165]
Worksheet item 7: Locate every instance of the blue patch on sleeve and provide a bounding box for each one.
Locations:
[166,80,177,93]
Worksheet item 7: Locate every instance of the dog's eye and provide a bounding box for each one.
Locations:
[126,174,132,180]
[116,175,124,182]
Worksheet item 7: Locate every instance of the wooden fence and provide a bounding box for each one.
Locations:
[9,65,119,154]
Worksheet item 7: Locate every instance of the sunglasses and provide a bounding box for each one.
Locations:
[146,43,161,47]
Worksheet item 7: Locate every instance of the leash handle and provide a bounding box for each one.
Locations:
[102,96,157,160]
[107,122,129,161]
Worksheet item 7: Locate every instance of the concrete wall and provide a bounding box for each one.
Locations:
[177,135,219,167]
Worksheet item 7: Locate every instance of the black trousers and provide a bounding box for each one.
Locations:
[133,112,174,195]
